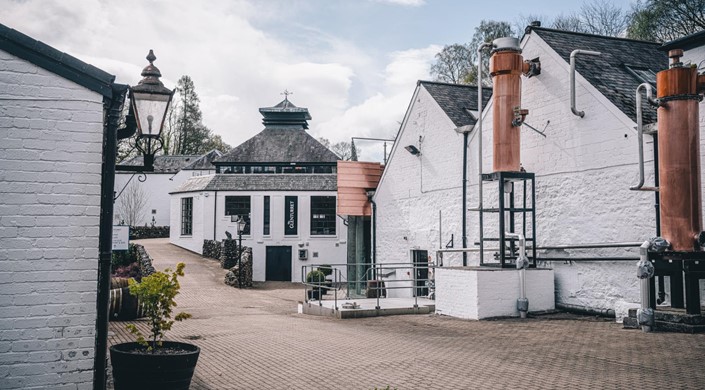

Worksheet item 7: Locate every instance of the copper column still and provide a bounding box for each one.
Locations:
[489,38,531,172]
[657,49,705,251]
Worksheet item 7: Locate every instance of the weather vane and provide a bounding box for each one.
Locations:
[281,89,293,100]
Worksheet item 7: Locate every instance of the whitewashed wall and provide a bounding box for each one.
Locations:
[0,50,101,389]
[171,188,347,282]
[375,33,705,319]
[374,85,467,297]
[114,168,213,227]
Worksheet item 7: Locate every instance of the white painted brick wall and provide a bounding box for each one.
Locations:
[170,187,348,282]
[0,49,102,389]
[376,34,705,320]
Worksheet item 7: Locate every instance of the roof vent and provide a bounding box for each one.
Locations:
[530,21,541,27]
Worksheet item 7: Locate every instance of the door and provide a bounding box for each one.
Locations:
[413,250,429,297]
[266,246,292,281]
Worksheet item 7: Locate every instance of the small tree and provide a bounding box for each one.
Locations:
[126,263,191,351]
[116,181,149,226]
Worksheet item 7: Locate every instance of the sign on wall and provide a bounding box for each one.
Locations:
[284,196,298,236]
[112,226,129,250]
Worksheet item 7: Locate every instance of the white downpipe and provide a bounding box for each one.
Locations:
[505,232,529,318]
[570,50,601,118]
[630,83,659,191]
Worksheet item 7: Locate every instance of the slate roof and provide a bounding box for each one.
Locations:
[529,26,668,124]
[121,155,204,174]
[183,149,222,170]
[0,22,115,98]
[170,174,338,194]
[660,30,705,52]
[419,81,493,127]
[215,98,339,164]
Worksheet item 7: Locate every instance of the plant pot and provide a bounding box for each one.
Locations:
[307,289,322,300]
[366,279,386,298]
[110,341,200,390]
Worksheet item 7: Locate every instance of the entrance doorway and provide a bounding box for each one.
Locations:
[413,250,429,297]
[266,246,292,281]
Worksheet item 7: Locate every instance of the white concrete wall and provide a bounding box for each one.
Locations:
[0,50,102,389]
[171,188,347,282]
[114,168,213,227]
[435,268,554,319]
[375,33,705,319]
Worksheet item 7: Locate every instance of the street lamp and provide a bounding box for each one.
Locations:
[233,216,247,288]
[116,50,174,172]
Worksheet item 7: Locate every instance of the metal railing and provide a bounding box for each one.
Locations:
[301,262,436,311]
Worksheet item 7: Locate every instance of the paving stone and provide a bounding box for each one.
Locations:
[107,239,705,390]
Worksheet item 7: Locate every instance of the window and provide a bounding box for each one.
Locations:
[311,196,336,235]
[263,196,270,235]
[225,196,251,235]
[181,197,193,235]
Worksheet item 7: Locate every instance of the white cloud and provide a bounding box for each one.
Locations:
[372,0,426,6]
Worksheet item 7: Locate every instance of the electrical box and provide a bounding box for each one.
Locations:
[298,249,308,260]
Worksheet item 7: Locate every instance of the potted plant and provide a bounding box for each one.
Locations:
[306,269,326,300]
[109,263,199,390]
[317,264,333,295]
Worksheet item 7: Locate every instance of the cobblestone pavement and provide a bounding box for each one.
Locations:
[108,239,705,389]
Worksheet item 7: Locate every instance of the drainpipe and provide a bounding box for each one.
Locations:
[630,83,659,191]
[462,130,468,266]
[213,190,218,240]
[506,232,529,318]
[477,42,492,265]
[94,83,129,390]
[367,191,377,279]
[637,240,655,332]
[555,303,616,318]
[570,50,601,118]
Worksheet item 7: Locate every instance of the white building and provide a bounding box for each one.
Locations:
[114,150,220,226]
[0,23,115,389]
[170,98,347,282]
[374,27,705,319]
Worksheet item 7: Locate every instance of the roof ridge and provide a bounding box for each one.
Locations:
[419,80,493,89]
[528,26,662,46]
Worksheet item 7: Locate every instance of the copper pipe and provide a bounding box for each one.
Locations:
[490,49,524,172]
[657,50,702,251]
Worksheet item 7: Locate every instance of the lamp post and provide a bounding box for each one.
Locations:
[95,50,173,390]
[235,216,247,288]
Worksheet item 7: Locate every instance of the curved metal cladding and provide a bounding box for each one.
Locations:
[657,50,704,251]
[490,45,526,172]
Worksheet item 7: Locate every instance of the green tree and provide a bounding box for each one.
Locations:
[627,0,705,42]
[318,138,361,161]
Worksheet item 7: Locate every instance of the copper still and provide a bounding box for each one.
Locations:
[489,38,532,172]
[657,49,705,251]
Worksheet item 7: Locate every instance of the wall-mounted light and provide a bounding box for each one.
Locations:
[405,145,421,156]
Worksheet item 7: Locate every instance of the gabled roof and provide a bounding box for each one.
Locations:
[419,81,493,127]
[661,30,705,52]
[183,149,222,170]
[0,22,115,98]
[529,26,668,124]
[215,98,339,165]
[121,154,204,174]
[170,174,337,194]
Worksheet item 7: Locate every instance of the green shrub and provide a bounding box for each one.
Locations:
[317,264,333,276]
[126,262,191,350]
[111,243,138,269]
[306,270,326,285]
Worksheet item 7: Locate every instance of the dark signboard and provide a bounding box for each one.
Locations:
[285,196,298,235]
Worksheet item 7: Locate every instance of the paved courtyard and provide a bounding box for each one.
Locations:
[109,239,705,389]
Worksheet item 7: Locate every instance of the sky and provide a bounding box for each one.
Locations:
[2,0,633,161]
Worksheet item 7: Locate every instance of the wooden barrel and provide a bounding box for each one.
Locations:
[110,277,134,289]
[109,287,145,321]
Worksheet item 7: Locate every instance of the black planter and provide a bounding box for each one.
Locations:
[307,289,322,300]
[110,341,200,390]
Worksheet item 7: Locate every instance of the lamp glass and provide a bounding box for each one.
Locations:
[237,219,247,234]
[132,92,170,138]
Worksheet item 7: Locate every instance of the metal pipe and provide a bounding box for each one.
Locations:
[570,50,601,118]
[213,190,218,240]
[462,131,468,266]
[637,241,655,332]
[540,257,639,262]
[477,42,492,265]
[506,232,528,318]
[94,83,129,390]
[537,242,642,250]
[631,83,659,191]
[556,302,616,318]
